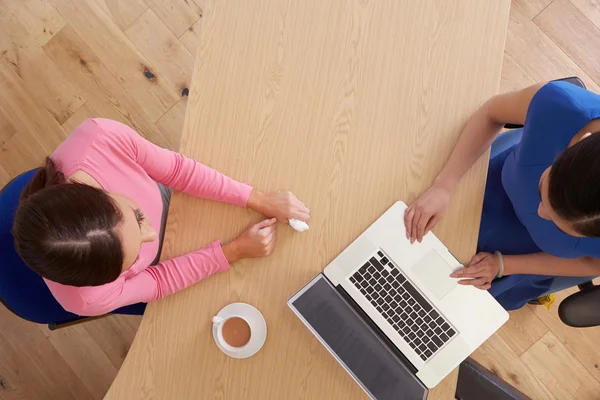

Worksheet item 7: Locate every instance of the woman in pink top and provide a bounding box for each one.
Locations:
[12,118,310,316]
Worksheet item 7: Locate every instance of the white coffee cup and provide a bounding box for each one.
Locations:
[212,315,252,352]
[211,302,267,359]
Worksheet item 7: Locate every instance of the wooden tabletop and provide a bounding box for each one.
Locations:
[106,1,509,398]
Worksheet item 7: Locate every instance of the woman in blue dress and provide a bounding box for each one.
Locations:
[404,81,600,310]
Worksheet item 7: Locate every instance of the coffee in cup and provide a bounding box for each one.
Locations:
[221,317,251,348]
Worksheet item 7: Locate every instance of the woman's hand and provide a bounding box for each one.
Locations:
[247,190,310,223]
[450,252,500,290]
[222,218,277,263]
[404,184,452,243]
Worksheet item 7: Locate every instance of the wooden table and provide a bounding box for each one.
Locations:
[106,1,509,398]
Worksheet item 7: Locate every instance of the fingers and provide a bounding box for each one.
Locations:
[469,252,488,266]
[291,210,310,223]
[475,283,491,290]
[450,265,483,278]
[254,218,277,230]
[404,207,415,239]
[459,278,488,286]
[416,213,429,243]
[411,210,420,244]
[282,191,311,221]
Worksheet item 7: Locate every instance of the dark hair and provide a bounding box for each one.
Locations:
[12,158,125,286]
[549,132,600,237]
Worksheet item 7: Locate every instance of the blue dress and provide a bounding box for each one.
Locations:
[478,81,600,310]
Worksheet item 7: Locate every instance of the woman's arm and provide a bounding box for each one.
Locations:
[450,252,600,290]
[98,119,309,221]
[504,253,600,277]
[404,83,545,243]
[75,218,278,316]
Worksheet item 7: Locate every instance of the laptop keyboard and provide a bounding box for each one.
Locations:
[349,250,456,362]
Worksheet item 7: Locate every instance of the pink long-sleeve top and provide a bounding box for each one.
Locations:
[46,118,252,316]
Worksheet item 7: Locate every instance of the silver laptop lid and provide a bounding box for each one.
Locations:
[288,274,428,400]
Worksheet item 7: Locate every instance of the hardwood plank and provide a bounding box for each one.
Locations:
[0,306,93,400]
[0,133,51,176]
[61,102,98,133]
[534,0,600,88]
[48,0,180,119]
[570,0,600,31]
[0,57,67,175]
[125,9,194,96]
[499,52,536,93]
[39,323,118,397]
[0,106,18,146]
[94,0,148,31]
[521,332,600,399]
[82,315,141,369]
[505,4,600,93]
[155,98,187,147]
[0,10,86,124]
[0,0,66,46]
[144,0,204,37]
[43,26,175,149]
[472,334,556,399]
[0,163,10,186]
[497,306,549,356]
[178,17,202,55]
[511,0,553,19]
[529,288,600,385]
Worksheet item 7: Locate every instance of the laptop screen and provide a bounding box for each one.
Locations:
[289,275,427,400]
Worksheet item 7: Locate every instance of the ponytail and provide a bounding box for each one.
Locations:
[21,157,66,200]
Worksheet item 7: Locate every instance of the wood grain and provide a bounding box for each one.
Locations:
[48,0,180,119]
[144,0,204,37]
[61,102,99,133]
[500,52,536,93]
[472,333,557,399]
[178,18,203,55]
[125,9,194,95]
[94,0,148,31]
[0,163,10,187]
[497,307,548,356]
[155,98,187,148]
[511,0,553,19]
[0,57,67,175]
[569,0,600,30]
[1,1,600,399]
[106,0,509,398]
[529,288,600,385]
[43,26,174,150]
[0,9,85,124]
[0,0,66,46]
[535,0,600,88]
[506,3,600,93]
[521,332,600,399]
[38,324,118,396]
[0,306,94,400]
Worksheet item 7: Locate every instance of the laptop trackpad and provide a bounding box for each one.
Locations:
[411,250,457,300]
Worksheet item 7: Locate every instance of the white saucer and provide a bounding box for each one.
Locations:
[212,302,267,359]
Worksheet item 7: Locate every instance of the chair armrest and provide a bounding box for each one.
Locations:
[558,284,600,327]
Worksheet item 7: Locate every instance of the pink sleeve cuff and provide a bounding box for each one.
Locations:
[212,241,232,272]
[238,183,254,207]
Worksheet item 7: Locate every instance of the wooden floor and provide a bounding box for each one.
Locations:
[0,0,599,399]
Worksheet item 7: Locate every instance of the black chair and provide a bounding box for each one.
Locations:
[502,76,599,328]
[559,281,600,328]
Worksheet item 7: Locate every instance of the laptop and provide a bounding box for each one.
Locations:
[288,201,508,399]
